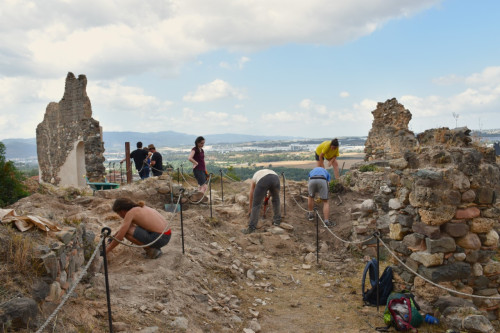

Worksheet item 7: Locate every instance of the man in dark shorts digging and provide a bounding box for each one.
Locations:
[106,198,171,259]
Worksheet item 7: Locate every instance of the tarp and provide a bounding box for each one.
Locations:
[0,209,61,232]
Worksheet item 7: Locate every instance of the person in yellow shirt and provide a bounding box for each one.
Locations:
[315,138,340,179]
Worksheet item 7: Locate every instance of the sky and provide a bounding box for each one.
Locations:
[1,0,500,140]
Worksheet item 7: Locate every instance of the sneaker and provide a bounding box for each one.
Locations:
[307,212,314,221]
[241,227,256,234]
[324,220,336,227]
[144,248,162,259]
[272,221,281,227]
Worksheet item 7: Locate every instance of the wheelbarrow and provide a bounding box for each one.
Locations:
[85,176,120,195]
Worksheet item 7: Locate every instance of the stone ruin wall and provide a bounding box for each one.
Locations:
[348,98,500,321]
[36,72,105,186]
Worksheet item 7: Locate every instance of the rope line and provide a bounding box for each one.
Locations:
[284,179,312,213]
[109,195,181,248]
[221,170,239,182]
[281,172,500,300]
[36,233,105,333]
[184,174,213,204]
[318,212,375,244]
[376,234,500,300]
[180,170,197,188]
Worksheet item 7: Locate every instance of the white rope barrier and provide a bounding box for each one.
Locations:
[221,170,239,182]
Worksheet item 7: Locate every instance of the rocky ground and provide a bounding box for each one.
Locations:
[1,176,484,332]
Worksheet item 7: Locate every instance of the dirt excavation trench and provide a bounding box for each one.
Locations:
[22,180,389,333]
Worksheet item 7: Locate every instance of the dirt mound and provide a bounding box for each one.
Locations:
[3,179,389,332]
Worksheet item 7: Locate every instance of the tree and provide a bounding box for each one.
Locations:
[0,142,28,207]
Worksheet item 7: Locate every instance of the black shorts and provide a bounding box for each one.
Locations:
[133,226,171,249]
[193,169,207,186]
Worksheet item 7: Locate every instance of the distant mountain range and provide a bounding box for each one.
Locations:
[1,131,299,160]
[3,129,499,161]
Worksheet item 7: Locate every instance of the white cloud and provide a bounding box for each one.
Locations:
[299,99,312,109]
[183,79,245,102]
[262,111,304,123]
[465,66,500,86]
[0,0,440,79]
[238,56,250,69]
[220,56,251,70]
[340,91,350,98]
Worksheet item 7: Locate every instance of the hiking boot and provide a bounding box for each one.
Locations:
[241,227,256,234]
[272,220,281,227]
[324,220,336,227]
[307,212,314,221]
[144,248,162,259]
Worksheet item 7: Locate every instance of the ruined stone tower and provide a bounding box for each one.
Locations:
[36,72,105,186]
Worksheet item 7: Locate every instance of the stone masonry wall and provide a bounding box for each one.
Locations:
[34,225,96,305]
[364,98,417,161]
[36,72,105,184]
[347,99,500,325]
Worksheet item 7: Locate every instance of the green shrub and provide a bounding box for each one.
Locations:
[329,179,344,193]
[359,164,377,172]
[0,142,28,207]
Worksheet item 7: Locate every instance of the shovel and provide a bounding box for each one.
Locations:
[164,187,180,213]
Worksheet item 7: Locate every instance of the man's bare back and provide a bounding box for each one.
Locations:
[106,199,171,255]
[125,206,169,233]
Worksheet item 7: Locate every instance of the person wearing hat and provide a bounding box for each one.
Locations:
[315,138,340,179]
[148,144,163,176]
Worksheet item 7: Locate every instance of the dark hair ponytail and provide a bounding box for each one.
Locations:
[331,138,339,147]
[112,198,144,212]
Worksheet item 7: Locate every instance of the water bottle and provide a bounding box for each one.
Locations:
[425,314,439,324]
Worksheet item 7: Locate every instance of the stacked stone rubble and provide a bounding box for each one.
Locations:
[346,99,500,326]
[364,98,417,161]
[34,225,96,306]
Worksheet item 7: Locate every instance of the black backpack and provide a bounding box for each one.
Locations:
[361,258,393,306]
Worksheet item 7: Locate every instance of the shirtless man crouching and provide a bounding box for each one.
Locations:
[106,198,171,259]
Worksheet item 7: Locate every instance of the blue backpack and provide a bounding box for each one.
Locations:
[361,258,393,306]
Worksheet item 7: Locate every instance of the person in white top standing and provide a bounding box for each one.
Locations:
[242,169,281,234]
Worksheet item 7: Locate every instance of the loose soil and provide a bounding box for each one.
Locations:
[2,177,446,333]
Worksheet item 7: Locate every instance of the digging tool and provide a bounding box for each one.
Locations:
[164,186,180,213]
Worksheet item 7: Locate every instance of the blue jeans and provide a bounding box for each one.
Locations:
[139,167,150,179]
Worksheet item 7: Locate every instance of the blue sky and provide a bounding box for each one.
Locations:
[1,0,499,140]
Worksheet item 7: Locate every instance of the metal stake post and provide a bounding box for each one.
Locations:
[180,189,185,254]
[209,174,213,219]
[281,172,286,216]
[120,163,123,184]
[376,232,380,312]
[315,208,319,264]
[219,169,224,201]
[177,168,180,184]
[100,227,114,333]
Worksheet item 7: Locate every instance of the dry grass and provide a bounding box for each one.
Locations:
[0,225,43,301]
